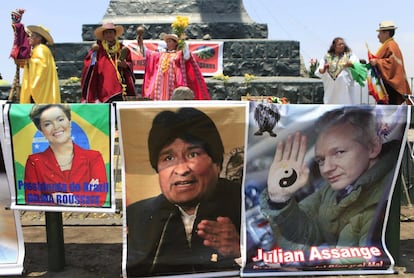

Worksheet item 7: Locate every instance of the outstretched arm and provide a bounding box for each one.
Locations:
[136,25,145,56]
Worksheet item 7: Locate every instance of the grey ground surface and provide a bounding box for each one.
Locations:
[3,206,414,278]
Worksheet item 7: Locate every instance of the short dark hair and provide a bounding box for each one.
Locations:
[30,104,71,130]
[148,108,224,172]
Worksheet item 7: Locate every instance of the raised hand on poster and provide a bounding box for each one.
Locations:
[267,132,310,203]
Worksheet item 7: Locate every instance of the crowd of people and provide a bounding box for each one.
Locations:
[7,7,411,105]
[316,21,411,105]
[9,11,211,104]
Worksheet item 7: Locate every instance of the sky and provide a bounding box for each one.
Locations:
[1,0,414,91]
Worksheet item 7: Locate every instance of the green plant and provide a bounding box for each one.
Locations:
[309,58,319,78]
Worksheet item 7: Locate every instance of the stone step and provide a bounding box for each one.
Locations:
[0,76,324,103]
[82,23,268,41]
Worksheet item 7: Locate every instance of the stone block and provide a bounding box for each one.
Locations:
[54,40,301,80]
[0,77,324,104]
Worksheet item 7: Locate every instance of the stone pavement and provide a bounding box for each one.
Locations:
[15,207,414,278]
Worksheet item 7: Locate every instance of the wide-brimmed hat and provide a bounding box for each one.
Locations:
[27,25,54,45]
[94,22,124,40]
[163,33,179,42]
[377,21,398,31]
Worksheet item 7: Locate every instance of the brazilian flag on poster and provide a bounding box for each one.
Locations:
[8,103,113,211]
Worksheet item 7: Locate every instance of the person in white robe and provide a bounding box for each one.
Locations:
[315,37,362,104]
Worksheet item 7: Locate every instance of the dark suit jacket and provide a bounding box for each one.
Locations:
[126,178,241,277]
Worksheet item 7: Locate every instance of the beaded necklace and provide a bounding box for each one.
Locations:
[325,52,351,79]
[102,40,126,95]
[161,52,177,73]
[102,40,121,58]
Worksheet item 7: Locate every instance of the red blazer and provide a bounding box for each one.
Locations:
[23,143,109,207]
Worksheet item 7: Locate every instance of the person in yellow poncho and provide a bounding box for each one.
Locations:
[20,25,60,104]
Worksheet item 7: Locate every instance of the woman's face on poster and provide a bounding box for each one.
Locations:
[39,106,72,146]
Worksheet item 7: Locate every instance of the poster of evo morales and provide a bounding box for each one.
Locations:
[7,103,114,212]
[116,101,248,278]
[242,103,409,276]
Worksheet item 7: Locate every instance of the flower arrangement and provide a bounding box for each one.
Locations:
[244,73,256,86]
[309,58,319,78]
[269,96,289,104]
[212,73,230,83]
[241,94,289,104]
[171,15,189,50]
[63,76,80,85]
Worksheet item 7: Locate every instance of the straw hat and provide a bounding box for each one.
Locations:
[27,25,54,45]
[94,22,124,41]
[377,21,398,31]
[163,33,179,42]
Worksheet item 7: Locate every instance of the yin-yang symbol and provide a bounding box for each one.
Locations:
[278,168,298,187]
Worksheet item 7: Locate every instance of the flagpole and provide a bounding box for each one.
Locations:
[365,43,389,104]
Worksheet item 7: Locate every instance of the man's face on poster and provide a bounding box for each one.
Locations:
[157,138,220,207]
[314,123,380,191]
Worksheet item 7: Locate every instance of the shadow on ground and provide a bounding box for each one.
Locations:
[21,243,122,278]
[400,239,414,273]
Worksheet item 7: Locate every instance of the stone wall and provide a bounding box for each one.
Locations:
[82,23,268,41]
[0,76,324,104]
[54,39,300,80]
[101,0,259,25]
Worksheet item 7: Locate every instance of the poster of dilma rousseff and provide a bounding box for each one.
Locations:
[5,103,115,212]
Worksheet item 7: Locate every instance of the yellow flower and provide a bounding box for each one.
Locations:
[63,76,80,85]
[171,16,189,36]
[172,16,189,30]
[171,16,189,50]
[212,73,230,82]
[244,73,256,86]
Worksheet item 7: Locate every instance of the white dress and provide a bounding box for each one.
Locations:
[315,52,362,104]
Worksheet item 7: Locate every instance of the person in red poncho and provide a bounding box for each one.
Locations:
[137,27,210,100]
[369,21,411,105]
[81,22,136,103]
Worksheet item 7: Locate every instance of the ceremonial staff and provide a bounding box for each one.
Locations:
[9,8,30,102]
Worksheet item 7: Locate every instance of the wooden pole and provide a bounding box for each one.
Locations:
[45,211,65,271]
